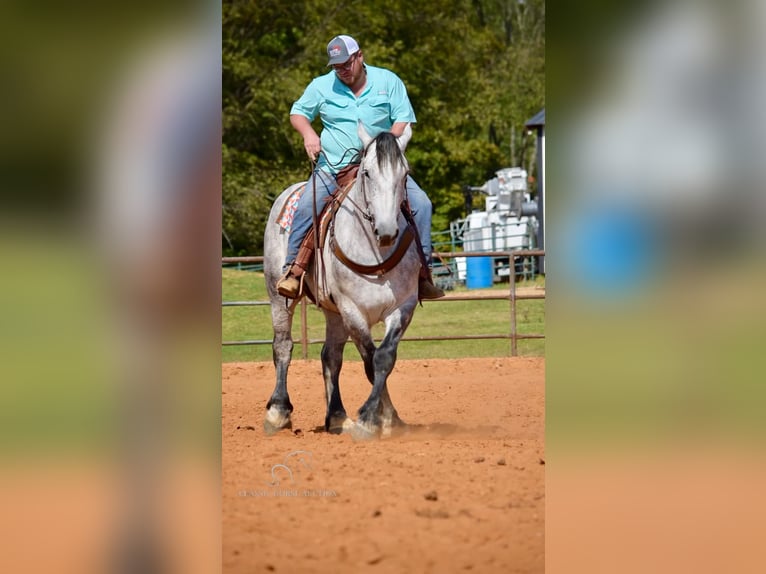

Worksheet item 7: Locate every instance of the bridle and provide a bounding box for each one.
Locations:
[327,136,414,277]
[341,169,375,228]
[344,138,409,233]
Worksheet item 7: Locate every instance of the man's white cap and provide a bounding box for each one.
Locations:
[327,35,360,66]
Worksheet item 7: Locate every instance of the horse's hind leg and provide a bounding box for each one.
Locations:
[379,386,406,438]
[264,301,295,435]
[321,312,354,434]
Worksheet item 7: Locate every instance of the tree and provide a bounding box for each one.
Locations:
[222,0,544,255]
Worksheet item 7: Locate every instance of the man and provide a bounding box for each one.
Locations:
[277,34,444,300]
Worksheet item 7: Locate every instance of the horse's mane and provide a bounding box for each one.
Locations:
[369,132,406,172]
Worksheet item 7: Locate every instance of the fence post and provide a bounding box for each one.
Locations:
[510,252,518,356]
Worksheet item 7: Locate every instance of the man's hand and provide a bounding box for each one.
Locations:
[290,114,321,161]
[303,132,321,161]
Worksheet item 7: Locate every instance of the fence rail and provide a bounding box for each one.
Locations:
[222,250,545,357]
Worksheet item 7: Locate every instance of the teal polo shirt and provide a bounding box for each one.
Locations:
[290,64,417,174]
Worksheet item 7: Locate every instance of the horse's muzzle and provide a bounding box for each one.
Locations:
[376,227,399,247]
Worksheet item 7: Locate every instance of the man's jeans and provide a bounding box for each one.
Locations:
[284,169,433,270]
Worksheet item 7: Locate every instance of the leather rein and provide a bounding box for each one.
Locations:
[330,218,415,276]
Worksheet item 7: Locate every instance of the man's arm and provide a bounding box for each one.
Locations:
[290,114,322,161]
[390,122,409,137]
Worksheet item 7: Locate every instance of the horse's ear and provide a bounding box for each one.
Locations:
[397,123,412,151]
[357,121,373,147]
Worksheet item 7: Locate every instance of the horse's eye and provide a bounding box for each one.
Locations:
[362,170,370,178]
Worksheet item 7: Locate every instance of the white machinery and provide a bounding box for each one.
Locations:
[451,167,539,281]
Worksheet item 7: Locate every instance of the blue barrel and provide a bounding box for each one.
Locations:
[466,256,493,289]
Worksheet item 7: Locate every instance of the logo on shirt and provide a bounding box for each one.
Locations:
[378,90,387,95]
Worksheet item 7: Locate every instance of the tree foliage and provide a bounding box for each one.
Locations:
[223,0,544,255]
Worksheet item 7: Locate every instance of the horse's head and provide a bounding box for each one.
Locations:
[357,122,411,247]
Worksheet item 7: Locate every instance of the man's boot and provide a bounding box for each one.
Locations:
[277,229,316,299]
[277,264,305,299]
[418,266,445,300]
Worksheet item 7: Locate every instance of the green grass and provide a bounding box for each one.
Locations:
[222,268,545,363]
[1,236,117,454]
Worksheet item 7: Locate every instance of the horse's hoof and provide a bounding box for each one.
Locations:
[264,407,292,436]
[381,414,408,438]
[327,416,355,435]
[350,422,379,441]
[263,420,286,436]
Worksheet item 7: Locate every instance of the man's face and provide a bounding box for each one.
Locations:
[332,52,363,85]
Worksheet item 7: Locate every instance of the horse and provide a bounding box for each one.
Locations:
[262,122,420,440]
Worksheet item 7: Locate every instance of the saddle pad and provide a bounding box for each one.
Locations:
[277,183,306,231]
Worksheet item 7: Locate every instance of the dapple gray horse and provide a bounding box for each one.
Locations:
[263,123,420,439]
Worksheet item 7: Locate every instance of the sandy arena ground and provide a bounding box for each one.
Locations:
[222,356,545,573]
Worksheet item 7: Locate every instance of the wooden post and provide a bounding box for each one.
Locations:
[510,252,517,356]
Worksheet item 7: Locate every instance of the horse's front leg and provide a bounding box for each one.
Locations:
[353,338,406,438]
[264,302,295,434]
[354,305,415,439]
[321,312,355,434]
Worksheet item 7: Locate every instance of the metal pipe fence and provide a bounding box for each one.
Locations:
[222,250,545,357]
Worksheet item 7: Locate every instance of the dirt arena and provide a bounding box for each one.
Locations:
[222,356,545,573]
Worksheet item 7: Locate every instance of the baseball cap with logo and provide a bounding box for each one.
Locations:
[326,35,360,66]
